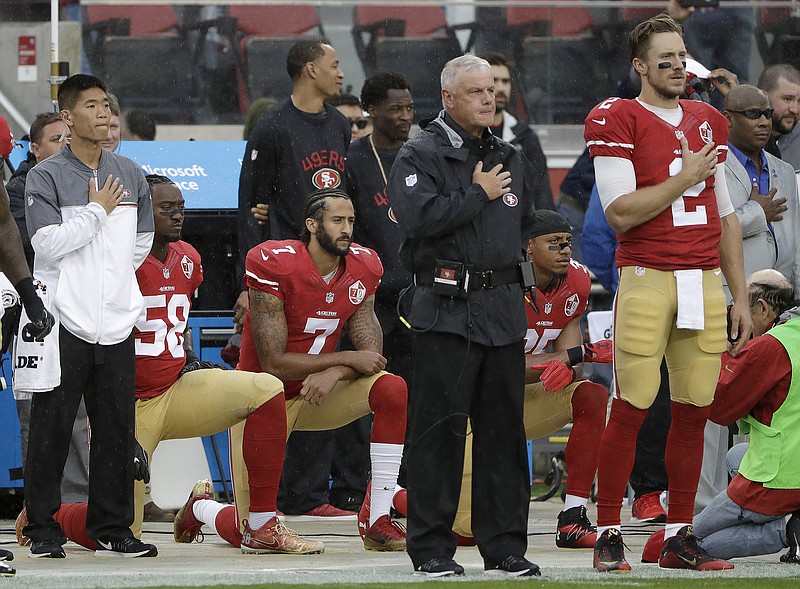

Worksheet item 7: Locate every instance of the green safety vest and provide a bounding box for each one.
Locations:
[738,319,800,489]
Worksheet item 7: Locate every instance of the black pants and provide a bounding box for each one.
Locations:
[23,326,136,542]
[406,331,529,568]
[629,360,671,498]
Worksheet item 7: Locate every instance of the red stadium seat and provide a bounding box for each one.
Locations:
[83,5,202,123]
[227,5,325,112]
[352,6,463,121]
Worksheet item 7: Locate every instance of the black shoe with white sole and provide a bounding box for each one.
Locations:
[781,511,800,564]
[29,539,66,559]
[413,557,465,577]
[95,536,158,558]
[484,555,541,577]
[0,562,14,576]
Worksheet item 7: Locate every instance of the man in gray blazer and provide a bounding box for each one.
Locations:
[698,84,800,513]
[723,85,800,298]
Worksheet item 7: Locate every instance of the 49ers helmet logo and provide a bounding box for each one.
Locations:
[503,193,518,207]
[312,168,341,189]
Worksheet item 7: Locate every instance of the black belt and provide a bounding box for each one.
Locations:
[414,267,520,291]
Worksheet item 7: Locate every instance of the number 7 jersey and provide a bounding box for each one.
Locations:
[238,239,383,397]
[584,97,728,270]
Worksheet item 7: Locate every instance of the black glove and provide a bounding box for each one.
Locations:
[21,307,55,342]
[133,441,150,484]
[179,351,227,376]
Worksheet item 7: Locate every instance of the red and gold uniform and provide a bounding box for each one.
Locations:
[229,240,407,533]
[585,98,729,409]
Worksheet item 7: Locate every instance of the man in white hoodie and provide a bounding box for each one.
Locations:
[22,74,155,559]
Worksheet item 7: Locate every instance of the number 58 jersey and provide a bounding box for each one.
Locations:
[238,239,383,397]
[134,241,204,399]
[584,97,729,271]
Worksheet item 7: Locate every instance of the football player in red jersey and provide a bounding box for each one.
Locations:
[182,187,408,553]
[448,210,610,549]
[15,175,325,555]
[584,15,751,573]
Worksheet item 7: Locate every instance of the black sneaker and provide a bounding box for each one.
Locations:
[0,548,12,561]
[593,528,631,573]
[29,539,66,559]
[781,511,800,564]
[556,505,598,548]
[413,557,465,577]
[659,525,733,570]
[0,562,14,576]
[95,536,158,558]
[484,555,541,577]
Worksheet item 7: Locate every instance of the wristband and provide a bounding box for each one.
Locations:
[566,345,583,366]
[14,277,44,317]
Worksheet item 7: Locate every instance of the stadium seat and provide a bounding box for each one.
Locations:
[84,5,204,123]
[504,2,622,124]
[228,5,324,112]
[352,6,463,121]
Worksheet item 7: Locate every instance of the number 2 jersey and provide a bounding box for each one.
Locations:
[524,260,591,355]
[134,241,204,399]
[238,239,383,398]
[584,97,729,270]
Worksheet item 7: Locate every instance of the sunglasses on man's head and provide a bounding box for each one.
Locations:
[349,118,369,130]
[726,108,774,120]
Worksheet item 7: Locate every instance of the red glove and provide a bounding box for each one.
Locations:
[0,115,13,159]
[532,360,575,393]
[583,340,613,363]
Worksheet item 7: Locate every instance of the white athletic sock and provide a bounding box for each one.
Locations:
[597,525,621,538]
[664,523,688,540]
[369,442,403,526]
[247,511,276,530]
[192,499,226,534]
[563,494,588,512]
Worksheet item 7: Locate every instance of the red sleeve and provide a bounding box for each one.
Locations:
[244,245,284,298]
[710,335,791,425]
[574,262,592,317]
[584,98,634,160]
[350,243,383,295]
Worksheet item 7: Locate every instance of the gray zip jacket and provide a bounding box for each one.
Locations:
[25,146,154,345]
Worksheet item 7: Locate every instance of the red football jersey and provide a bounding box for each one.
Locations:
[524,260,591,354]
[238,239,383,397]
[584,98,728,270]
[134,241,203,399]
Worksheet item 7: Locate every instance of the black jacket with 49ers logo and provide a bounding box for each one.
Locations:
[388,112,537,346]
[236,98,350,285]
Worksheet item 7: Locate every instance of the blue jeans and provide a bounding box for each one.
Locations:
[693,444,788,558]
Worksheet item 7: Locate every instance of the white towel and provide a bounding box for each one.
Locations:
[13,281,61,395]
[674,269,704,330]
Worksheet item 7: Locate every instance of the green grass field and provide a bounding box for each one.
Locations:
[143,577,800,589]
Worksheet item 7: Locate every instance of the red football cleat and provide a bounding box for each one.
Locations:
[593,528,632,573]
[659,525,734,571]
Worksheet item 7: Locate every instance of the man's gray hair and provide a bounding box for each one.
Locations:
[441,54,491,93]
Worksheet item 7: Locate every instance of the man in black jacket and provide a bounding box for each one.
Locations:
[388,54,538,578]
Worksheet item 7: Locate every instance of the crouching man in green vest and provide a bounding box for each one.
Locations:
[643,268,800,564]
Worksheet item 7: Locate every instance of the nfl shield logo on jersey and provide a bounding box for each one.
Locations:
[699,121,713,144]
[326,292,334,304]
[564,293,580,317]
[181,255,194,279]
[405,174,417,187]
[348,280,366,305]
[163,268,170,279]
